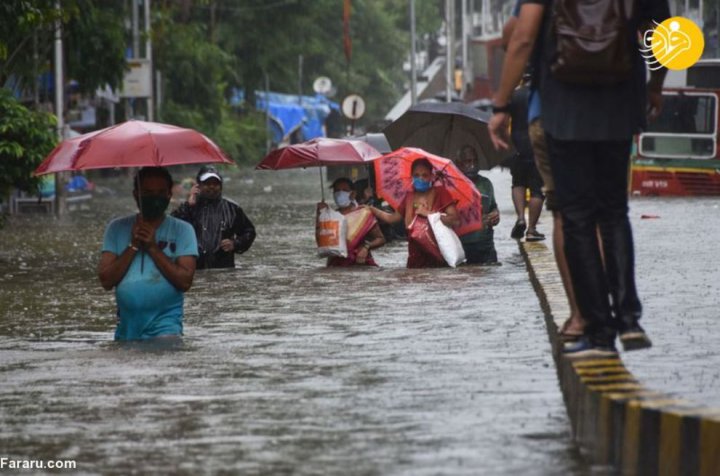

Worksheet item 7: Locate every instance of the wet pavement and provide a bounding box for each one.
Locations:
[620,196,720,408]
[0,166,715,474]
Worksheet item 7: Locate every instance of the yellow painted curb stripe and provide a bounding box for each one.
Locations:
[573,359,623,369]
[587,382,645,392]
[700,418,720,476]
[660,411,683,476]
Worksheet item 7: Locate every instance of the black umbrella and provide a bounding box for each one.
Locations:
[350,132,392,153]
[383,102,512,170]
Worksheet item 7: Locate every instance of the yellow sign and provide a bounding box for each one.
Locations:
[641,17,704,71]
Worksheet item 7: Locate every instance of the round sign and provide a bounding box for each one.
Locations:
[342,94,365,120]
[313,76,333,94]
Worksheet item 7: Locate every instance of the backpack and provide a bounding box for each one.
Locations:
[550,0,635,85]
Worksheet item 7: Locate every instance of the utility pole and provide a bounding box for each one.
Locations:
[265,72,271,153]
[410,0,418,105]
[445,0,453,103]
[145,0,154,121]
[128,0,139,120]
[461,0,469,99]
[298,55,303,104]
[54,1,67,217]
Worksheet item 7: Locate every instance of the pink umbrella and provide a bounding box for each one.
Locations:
[374,147,484,236]
[34,120,233,175]
[256,137,381,170]
[256,137,382,200]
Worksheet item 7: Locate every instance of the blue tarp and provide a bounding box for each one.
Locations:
[255,91,339,144]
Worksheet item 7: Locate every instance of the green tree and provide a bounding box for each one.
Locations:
[1,0,126,97]
[0,89,57,207]
[152,1,442,162]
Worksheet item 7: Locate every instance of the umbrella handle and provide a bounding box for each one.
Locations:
[318,166,325,202]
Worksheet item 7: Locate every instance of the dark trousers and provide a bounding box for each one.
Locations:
[545,135,642,346]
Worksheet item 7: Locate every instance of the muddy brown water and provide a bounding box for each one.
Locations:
[3,166,715,475]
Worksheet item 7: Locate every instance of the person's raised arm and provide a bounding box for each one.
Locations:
[368,205,402,224]
[488,2,545,150]
[134,219,196,292]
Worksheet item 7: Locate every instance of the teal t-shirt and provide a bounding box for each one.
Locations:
[460,174,498,248]
[102,214,198,341]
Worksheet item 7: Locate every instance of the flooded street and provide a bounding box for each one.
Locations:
[2,166,717,474]
[0,168,584,475]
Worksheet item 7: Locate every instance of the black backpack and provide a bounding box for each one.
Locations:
[550,0,635,85]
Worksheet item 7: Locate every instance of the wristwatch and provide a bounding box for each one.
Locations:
[491,104,511,114]
[128,243,139,251]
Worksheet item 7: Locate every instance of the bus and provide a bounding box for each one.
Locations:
[632,60,720,196]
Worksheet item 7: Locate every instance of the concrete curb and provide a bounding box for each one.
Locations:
[519,241,720,476]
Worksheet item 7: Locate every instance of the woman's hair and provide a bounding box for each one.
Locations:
[330,177,354,191]
[411,158,434,174]
[133,167,174,192]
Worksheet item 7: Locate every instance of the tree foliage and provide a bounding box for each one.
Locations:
[151,0,442,163]
[0,89,57,204]
[0,0,126,96]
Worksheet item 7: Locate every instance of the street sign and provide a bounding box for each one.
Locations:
[313,76,333,95]
[342,94,365,120]
[120,59,152,98]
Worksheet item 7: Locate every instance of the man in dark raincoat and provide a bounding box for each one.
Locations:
[172,166,256,269]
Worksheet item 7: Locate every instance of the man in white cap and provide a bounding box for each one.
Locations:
[172,165,256,269]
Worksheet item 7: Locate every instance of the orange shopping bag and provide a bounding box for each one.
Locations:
[316,207,348,258]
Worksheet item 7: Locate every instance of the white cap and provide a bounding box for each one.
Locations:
[198,172,222,183]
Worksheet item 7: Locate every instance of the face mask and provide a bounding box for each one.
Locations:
[140,195,170,219]
[412,177,432,192]
[333,190,352,208]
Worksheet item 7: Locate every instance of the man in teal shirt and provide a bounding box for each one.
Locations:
[98,167,198,341]
[456,145,500,264]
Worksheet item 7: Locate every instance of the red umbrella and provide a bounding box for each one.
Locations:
[374,147,483,236]
[256,137,381,170]
[34,120,233,175]
[256,137,382,200]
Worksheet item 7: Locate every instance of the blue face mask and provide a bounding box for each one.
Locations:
[333,190,352,208]
[412,177,432,192]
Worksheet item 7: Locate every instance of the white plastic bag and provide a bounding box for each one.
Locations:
[428,212,466,267]
[316,207,348,258]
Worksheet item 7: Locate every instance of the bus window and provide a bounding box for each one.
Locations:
[639,92,717,159]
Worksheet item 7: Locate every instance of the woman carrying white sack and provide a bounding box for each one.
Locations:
[368,158,462,268]
[316,177,386,267]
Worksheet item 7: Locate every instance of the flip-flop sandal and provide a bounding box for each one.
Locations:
[558,319,584,341]
[558,329,583,342]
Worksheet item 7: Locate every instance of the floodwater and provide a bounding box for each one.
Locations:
[6,165,714,475]
[621,195,720,408]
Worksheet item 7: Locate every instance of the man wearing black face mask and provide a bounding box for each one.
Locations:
[172,165,256,269]
[98,167,198,341]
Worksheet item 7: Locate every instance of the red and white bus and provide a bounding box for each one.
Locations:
[632,59,720,196]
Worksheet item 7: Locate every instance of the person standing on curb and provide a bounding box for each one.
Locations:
[489,0,669,358]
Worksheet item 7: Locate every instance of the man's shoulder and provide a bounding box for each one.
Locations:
[222,197,240,208]
[106,214,135,229]
[165,215,195,232]
[474,175,493,187]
